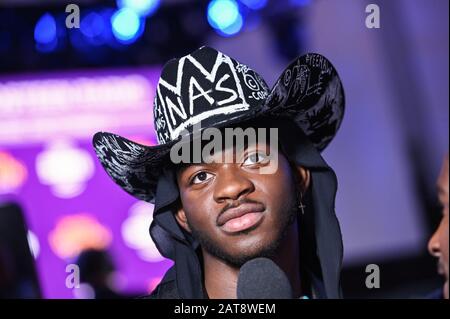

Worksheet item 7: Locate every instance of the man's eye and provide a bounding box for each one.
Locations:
[191,172,213,184]
[243,152,269,166]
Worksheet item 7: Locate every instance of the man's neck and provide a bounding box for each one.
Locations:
[202,221,301,299]
[203,254,240,299]
[271,222,303,298]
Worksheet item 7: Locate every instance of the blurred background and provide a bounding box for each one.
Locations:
[0,0,448,298]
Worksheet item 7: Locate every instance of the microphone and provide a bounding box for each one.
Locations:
[237,257,293,299]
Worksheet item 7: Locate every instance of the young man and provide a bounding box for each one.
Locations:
[93,46,346,298]
[428,155,449,299]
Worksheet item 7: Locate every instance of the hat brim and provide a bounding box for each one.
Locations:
[93,52,345,203]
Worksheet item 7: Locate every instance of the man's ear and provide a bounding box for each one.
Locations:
[174,206,191,233]
[296,166,311,194]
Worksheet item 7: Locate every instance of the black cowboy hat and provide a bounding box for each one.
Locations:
[93,46,345,203]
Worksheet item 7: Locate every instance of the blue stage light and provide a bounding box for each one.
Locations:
[34,13,57,45]
[117,0,160,17]
[81,12,105,39]
[207,0,240,31]
[111,8,144,44]
[80,12,108,46]
[217,13,243,36]
[240,0,268,10]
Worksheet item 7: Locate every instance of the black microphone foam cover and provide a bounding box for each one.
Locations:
[237,257,293,299]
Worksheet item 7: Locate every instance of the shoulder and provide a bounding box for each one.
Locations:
[138,266,180,299]
[139,280,180,299]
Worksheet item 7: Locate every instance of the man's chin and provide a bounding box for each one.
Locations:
[218,240,280,267]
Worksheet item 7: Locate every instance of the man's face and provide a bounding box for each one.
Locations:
[428,155,449,299]
[175,142,307,267]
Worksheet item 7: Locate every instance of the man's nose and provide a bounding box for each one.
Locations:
[213,165,255,202]
[428,220,443,257]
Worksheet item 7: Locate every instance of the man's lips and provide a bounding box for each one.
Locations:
[217,202,265,233]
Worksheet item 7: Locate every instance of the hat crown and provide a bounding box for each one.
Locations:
[153,46,270,145]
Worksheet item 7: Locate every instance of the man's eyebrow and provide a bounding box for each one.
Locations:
[176,162,207,174]
[175,163,191,176]
[176,162,191,171]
